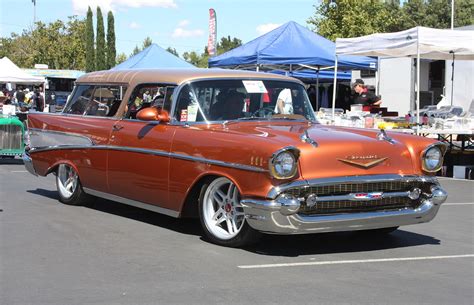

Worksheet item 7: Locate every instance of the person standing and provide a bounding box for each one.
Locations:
[352,79,381,106]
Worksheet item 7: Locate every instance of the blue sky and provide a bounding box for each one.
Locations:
[0,0,317,57]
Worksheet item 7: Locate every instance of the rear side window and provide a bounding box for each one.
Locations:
[124,84,175,120]
[63,84,127,117]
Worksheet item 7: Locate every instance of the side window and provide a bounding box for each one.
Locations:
[125,84,175,120]
[84,85,127,117]
[63,85,94,114]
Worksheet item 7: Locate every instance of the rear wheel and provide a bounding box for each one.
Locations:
[56,164,89,205]
[199,177,260,247]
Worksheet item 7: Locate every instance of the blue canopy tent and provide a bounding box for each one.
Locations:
[208,21,376,71]
[208,21,376,109]
[111,44,194,70]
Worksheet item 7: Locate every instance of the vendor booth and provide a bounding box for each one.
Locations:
[111,44,194,70]
[208,21,376,110]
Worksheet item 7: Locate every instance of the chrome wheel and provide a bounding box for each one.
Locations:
[57,164,79,199]
[202,177,246,240]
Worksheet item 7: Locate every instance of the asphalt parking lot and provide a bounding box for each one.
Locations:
[1,159,473,305]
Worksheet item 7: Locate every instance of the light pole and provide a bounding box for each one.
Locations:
[32,0,36,24]
[451,0,454,30]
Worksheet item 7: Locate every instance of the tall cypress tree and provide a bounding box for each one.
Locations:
[85,6,95,72]
[106,11,116,69]
[96,7,106,70]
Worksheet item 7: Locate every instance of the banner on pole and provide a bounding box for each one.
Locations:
[207,8,217,56]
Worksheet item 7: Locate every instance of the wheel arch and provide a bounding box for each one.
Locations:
[179,172,243,218]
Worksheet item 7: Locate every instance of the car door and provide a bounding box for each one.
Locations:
[106,84,177,211]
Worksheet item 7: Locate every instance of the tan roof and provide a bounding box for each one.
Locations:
[76,68,300,86]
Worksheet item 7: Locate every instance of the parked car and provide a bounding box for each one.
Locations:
[23,69,448,247]
[1,114,25,158]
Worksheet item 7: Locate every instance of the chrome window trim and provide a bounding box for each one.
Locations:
[267,174,439,199]
[29,143,267,173]
[83,187,180,218]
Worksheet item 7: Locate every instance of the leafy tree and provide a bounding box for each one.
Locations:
[106,11,116,69]
[130,37,153,56]
[116,53,128,64]
[96,7,106,70]
[216,36,242,55]
[85,7,95,72]
[182,36,243,68]
[166,47,179,57]
[0,16,86,70]
[308,0,474,41]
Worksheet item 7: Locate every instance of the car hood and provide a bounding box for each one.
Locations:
[217,121,419,178]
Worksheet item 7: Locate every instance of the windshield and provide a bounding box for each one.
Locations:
[174,79,316,123]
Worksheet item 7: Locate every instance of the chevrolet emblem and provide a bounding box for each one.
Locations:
[338,155,387,169]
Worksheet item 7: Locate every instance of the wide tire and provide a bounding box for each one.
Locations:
[198,177,260,247]
[56,164,89,205]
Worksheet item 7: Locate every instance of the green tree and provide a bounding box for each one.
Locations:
[130,37,153,56]
[116,53,128,64]
[166,47,179,57]
[217,36,242,55]
[85,6,95,72]
[96,7,106,70]
[106,11,116,69]
[0,16,86,70]
[181,36,242,68]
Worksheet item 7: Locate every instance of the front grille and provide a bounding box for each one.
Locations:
[0,124,23,150]
[299,197,418,215]
[283,179,436,216]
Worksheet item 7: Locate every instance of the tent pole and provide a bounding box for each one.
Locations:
[450,52,455,106]
[375,57,380,95]
[416,40,420,134]
[256,64,259,72]
[331,56,338,122]
[315,67,320,111]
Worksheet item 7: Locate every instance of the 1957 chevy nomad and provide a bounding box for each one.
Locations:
[23,69,448,247]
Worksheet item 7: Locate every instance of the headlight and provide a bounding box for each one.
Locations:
[269,147,299,179]
[421,144,446,172]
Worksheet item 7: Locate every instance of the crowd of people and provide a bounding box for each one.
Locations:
[0,85,45,112]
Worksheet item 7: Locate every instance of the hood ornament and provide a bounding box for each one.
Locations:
[338,155,388,169]
[377,129,395,144]
[300,129,318,147]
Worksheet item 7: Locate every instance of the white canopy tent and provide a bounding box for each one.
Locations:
[0,57,45,84]
[332,26,474,127]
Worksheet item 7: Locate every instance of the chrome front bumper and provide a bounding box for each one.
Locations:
[22,152,37,176]
[240,180,447,234]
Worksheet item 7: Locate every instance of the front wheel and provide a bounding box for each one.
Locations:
[56,163,89,205]
[199,177,260,247]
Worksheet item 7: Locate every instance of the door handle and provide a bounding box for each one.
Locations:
[112,124,124,131]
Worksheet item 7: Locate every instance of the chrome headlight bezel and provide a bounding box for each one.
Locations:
[269,146,300,180]
[421,143,447,173]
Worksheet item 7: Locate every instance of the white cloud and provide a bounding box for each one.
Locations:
[129,22,141,29]
[256,23,282,35]
[171,28,204,38]
[72,0,177,14]
[178,20,190,27]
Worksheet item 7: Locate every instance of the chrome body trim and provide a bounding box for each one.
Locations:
[28,128,94,148]
[420,142,448,173]
[22,151,38,176]
[267,174,438,199]
[314,191,411,202]
[29,144,267,173]
[377,129,395,144]
[300,129,318,147]
[83,188,180,218]
[241,185,447,234]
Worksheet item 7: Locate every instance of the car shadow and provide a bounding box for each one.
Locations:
[27,188,441,254]
[0,158,23,165]
[85,197,202,237]
[242,230,440,257]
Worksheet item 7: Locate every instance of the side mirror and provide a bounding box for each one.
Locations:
[136,107,170,123]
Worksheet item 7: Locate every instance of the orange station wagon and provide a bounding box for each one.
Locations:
[23,69,448,247]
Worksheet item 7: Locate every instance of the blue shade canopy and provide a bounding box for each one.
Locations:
[208,21,376,70]
[268,69,351,82]
[111,44,194,70]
